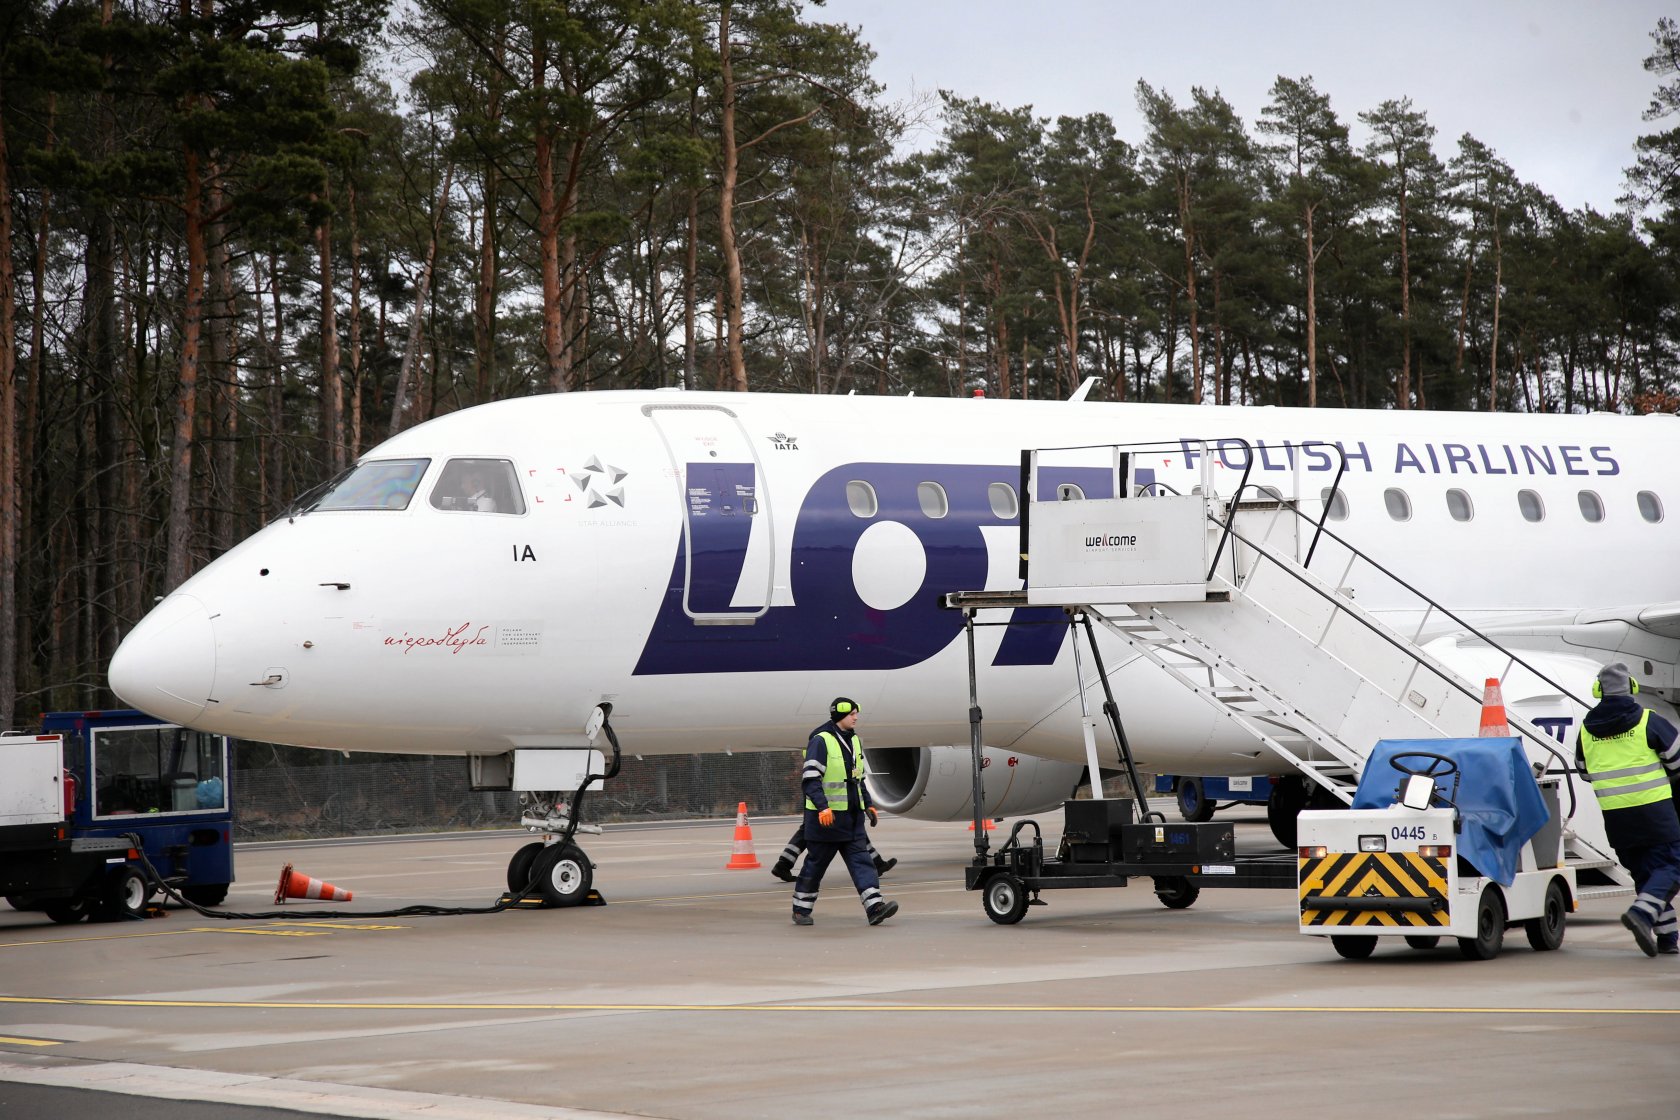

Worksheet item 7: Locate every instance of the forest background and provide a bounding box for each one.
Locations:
[2,2,1680,732]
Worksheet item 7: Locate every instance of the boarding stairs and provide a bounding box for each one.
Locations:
[1016,441,1630,899]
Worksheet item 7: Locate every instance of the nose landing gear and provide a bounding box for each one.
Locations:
[497,704,620,909]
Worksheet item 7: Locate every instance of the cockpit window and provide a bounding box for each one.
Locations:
[430,458,526,515]
[309,458,430,512]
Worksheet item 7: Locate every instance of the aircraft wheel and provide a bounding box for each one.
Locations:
[1458,886,1507,960]
[1331,934,1377,960]
[1523,879,1568,952]
[982,874,1030,925]
[6,895,43,911]
[1153,876,1199,909]
[534,843,593,907]
[1177,778,1216,823]
[506,842,545,893]
[1403,935,1440,950]
[182,883,229,907]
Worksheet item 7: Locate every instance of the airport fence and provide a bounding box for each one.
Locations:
[230,745,805,840]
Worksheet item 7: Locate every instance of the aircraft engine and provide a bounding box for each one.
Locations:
[863,745,1087,821]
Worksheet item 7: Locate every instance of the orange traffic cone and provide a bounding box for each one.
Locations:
[1478,677,1511,737]
[274,862,353,903]
[725,802,761,869]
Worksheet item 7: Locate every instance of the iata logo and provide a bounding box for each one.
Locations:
[768,432,799,451]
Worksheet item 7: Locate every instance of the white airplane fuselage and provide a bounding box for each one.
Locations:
[109,391,1680,807]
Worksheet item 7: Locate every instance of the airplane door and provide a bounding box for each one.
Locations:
[643,403,775,625]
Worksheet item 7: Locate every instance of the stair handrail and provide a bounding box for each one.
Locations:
[1218,479,1593,712]
[1204,496,1580,818]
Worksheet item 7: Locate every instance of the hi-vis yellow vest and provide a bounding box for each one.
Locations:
[805,731,865,812]
[1580,711,1671,811]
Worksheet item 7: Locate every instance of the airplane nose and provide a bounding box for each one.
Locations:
[108,593,216,724]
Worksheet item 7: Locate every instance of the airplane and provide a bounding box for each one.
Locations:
[108,386,1680,899]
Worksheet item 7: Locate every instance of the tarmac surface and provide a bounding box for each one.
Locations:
[2,804,1677,1120]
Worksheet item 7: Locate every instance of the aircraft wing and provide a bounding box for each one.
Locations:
[1580,600,1680,641]
[1444,601,1680,705]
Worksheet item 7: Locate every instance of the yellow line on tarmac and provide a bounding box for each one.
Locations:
[0,995,1673,1016]
[0,1036,61,1047]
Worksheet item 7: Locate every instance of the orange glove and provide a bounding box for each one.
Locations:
[818,807,835,827]
[866,806,879,827]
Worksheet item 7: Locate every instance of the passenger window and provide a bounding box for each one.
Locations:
[988,482,1018,519]
[1638,491,1664,523]
[430,458,526,514]
[310,458,429,512]
[1057,483,1085,501]
[917,482,948,519]
[1383,488,1411,522]
[846,480,878,518]
[1319,487,1349,521]
[1445,489,1474,522]
[1518,490,1544,522]
[1577,490,1604,523]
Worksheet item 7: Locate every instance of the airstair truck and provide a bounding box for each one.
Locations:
[1298,737,1572,961]
[1,710,234,923]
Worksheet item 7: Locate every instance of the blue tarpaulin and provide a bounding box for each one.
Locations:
[1351,738,1549,887]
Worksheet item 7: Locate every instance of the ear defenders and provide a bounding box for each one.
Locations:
[1592,677,1640,698]
[830,697,859,721]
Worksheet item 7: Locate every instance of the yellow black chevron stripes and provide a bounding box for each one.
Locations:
[1298,852,1449,928]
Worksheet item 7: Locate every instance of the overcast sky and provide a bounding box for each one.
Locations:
[816,0,1673,214]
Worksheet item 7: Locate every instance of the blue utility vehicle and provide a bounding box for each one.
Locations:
[1,710,233,922]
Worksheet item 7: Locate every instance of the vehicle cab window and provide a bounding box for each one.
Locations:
[92,725,228,817]
[430,458,526,514]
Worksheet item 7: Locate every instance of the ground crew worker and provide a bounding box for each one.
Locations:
[1577,662,1680,956]
[790,697,898,927]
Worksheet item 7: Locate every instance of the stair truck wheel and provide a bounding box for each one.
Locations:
[1177,778,1216,823]
[1331,934,1378,959]
[1458,885,1507,960]
[1523,878,1568,952]
[982,873,1030,924]
[534,842,593,907]
[1403,936,1440,950]
[1153,876,1200,909]
[1267,777,1308,849]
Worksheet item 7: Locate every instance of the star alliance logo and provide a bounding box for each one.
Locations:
[573,455,629,509]
[768,432,799,451]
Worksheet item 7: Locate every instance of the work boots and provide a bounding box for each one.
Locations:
[866,899,899,926]
[770,859,797,883]
[1622,907,1658,957]
[791,909,813,926]
[872,856,897,876]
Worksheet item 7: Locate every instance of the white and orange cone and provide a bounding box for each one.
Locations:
[725,802,761,869]
[274,863,353,903]
[1478,677,1511,737]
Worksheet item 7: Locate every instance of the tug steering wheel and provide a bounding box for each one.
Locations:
[1388,751,1461,809]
